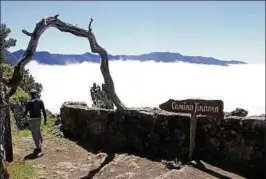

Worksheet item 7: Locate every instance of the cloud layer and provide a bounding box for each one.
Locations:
[26,61,265,116]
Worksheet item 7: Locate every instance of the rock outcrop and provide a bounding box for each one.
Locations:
[225,108,248,117]
[90,83,114,109]
[60,102,265,179]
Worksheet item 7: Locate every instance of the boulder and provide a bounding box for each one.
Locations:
[228,108,248,117]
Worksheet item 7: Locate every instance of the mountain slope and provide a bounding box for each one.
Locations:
[5,50,247,66]
[4,50,18,65]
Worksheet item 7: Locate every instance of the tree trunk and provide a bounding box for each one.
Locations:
[0,111,5,178]
[0,61,8,179]
[0,17,128,177]
[87,18,126,111]
[2,15,127,111]
[4,106,12,162]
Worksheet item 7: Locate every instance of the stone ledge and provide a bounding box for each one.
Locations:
[60,103,265,179]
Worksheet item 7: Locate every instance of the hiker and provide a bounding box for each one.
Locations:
[37,94,41,99]
[21,89,47,154]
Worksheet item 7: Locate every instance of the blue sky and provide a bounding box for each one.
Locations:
[1,1,265,64]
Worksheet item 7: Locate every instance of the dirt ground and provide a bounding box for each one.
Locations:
[10,132,247,179]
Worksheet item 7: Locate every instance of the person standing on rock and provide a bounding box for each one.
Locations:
[21,89,47,154]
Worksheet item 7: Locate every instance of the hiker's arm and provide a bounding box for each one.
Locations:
[21,102,30,118]
[41,101,47,124]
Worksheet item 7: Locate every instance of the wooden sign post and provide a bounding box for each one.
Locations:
[159,99,224,161]
[189,113,197,161]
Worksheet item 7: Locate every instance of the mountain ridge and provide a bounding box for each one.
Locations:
[5,49,247,66]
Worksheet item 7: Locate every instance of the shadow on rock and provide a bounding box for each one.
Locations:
[76,139,167,164]
[189,160,232,179]
[79,153,115,179]
[76,140,183,179]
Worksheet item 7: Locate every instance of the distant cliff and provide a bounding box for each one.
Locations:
[5,50,247,66]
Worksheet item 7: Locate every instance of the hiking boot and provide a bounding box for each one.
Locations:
[33,148,42,154]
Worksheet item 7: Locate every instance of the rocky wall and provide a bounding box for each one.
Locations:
[60,102,265,178]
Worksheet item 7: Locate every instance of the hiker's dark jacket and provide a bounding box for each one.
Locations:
[24,97,46,118]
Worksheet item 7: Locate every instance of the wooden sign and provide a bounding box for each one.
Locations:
[159,99,224,117]
[159,99,224,162]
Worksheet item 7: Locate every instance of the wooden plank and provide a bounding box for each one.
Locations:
[189,113,197,161]
[159,99,224,118]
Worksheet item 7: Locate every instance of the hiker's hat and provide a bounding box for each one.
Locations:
[30,89,37,95]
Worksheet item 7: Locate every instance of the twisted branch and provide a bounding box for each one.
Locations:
[1,15,127,111]
[87,19,127,111]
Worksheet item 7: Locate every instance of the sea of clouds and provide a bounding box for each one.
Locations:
[25,60,265,116]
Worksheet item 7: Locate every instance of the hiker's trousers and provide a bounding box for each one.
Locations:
[29,117,43,149]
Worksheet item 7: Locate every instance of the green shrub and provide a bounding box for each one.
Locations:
[9,87,29,103]
[41,116,55,135]
[2,63,13,79]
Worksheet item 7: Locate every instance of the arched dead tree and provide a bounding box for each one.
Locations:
[1,15,127,111]
[0,16,127,168]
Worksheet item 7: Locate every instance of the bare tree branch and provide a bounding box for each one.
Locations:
[87,19,127,111]
[1,15,127,111]
[88,18,93,32]
[22,30,33,37]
